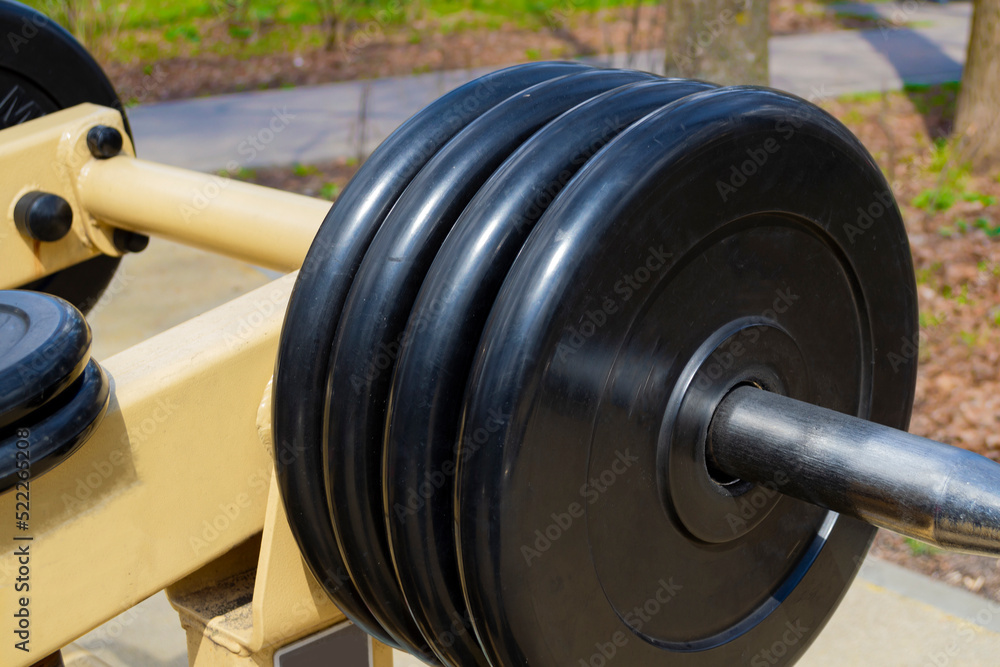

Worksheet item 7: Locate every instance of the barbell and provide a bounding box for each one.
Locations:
[0,2,998,665]
[268,62,999,667]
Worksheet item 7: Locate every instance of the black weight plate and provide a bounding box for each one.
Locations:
[0,358,110,494]
[457,87,918,666]
[273,61,590,650]
[325,67,654,662]
[384,77,715,667]
[0,290,90,430]
[0,0,131,313]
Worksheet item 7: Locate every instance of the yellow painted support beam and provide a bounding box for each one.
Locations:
[0,274,295,665]
[77,156,331,272]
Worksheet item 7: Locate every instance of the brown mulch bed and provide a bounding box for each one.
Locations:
[822,88,1000,464]
[798,87,1000,604]
[106,2,895,104]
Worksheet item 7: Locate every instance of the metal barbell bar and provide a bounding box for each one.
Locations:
[709,385,1000,557]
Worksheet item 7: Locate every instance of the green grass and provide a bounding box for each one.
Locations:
[941,217,1000,238]
[915,186,958,213]
[30,0,401,33]
[978,260,1000,277]
[835,90,885,105]
[918,311,946,328]
[292,163,320,177]
[831,9,908,28]
[902,81,961,96]
[217,166,256,180]
[959,330,981,347]
[911,138,997,228]
[941,283,971,305]
[25,0,649,64]
[915,261,942,286]
[320,182,341,200]
[165,24,201,43]
[904,537,941,557]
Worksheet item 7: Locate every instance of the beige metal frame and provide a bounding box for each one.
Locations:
[77,154,332,273]
[0,105,126,289]
[0,105,409,667]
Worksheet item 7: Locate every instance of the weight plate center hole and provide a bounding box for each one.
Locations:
[703,380,765,491]
[662,319,809,544]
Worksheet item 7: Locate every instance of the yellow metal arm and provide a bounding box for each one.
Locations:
[77,157,331,273]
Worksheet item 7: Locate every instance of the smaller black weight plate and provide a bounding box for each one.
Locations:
[0,0,132,313]
[383,77,715,667]
[325,67,654,662]
[0,290,90,430]
[0,358,110,494]
[456,87,918,666]
[273,61,589,650]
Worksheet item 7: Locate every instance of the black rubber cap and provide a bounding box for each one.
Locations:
[113,229,149,253]
[14,191,73,242]
[0,290,91,430]
[0,358,110,495]
[86,124,123,159]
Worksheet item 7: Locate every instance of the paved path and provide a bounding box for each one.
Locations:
[61,556,1000,666]
[772,0,970,96]
[126,1,971,172]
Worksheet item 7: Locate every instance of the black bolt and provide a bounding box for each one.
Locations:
[86,125,123,159]
[14,191,73,242]
[112,229,149,254]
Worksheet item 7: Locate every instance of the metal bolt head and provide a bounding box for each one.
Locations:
[112,229,149,254]
[14,191,73,242]
[86,125,123,159]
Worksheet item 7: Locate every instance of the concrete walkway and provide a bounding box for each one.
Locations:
[62,555,1000,666]
[126,1,971,172]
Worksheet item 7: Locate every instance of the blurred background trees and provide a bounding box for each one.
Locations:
[26,0,1000,178]
[955,0,1000,173]
[662,0,769,85]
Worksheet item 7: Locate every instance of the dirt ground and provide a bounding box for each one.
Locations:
[236,82,1000,603]
[106,1,896,104]
[820,87,1000,602]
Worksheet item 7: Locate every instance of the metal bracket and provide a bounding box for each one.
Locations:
[0,104,130,289]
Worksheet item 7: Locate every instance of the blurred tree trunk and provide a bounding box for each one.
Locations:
[662,0,768,85]
[315,0,345,50]
[954,0,1000,172]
